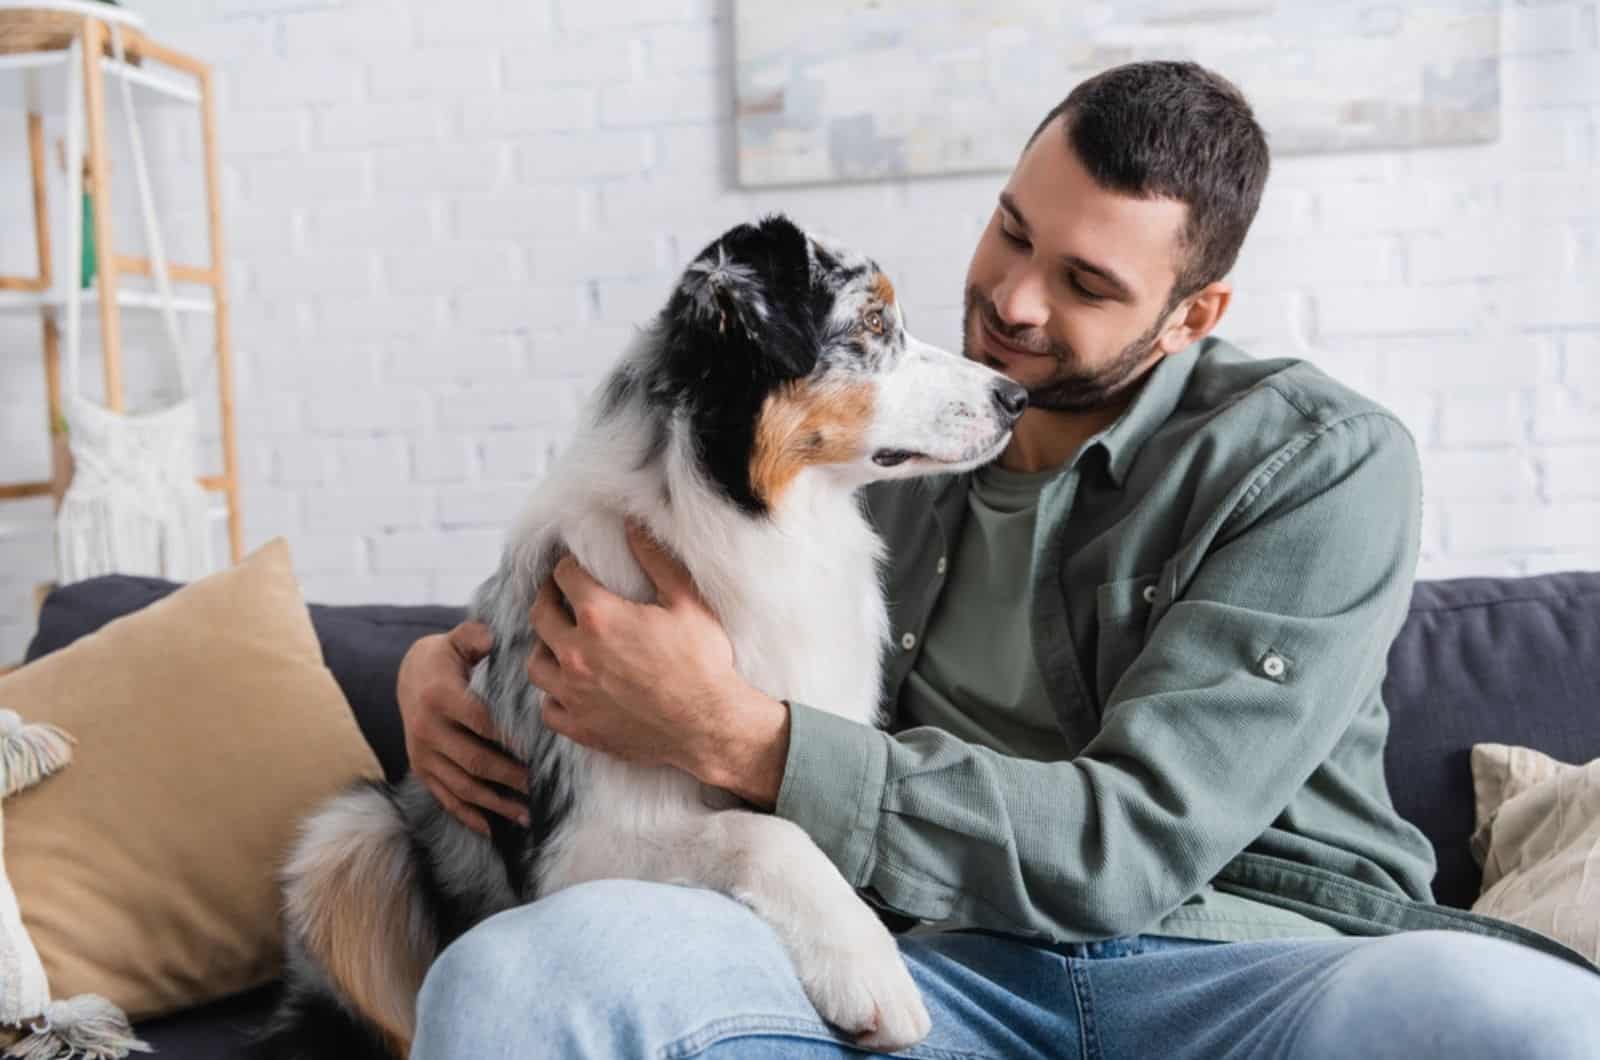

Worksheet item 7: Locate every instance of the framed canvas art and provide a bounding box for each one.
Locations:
[733,0,1503,187]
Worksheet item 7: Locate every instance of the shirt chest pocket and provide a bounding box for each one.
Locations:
[1093,573,1161,708]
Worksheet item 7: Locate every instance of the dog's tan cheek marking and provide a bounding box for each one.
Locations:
[749,382,875,508]
[286,826,432,1056]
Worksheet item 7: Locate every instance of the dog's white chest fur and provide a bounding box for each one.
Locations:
[503,455,891,885]
[708,491,890,726]
[518,447,891,733]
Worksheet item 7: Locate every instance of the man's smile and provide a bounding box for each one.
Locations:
[978,313,1056,365]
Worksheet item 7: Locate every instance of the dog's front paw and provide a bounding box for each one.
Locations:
[800,921,931,1053]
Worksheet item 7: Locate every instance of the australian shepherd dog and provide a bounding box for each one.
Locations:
[257,214,1026,1058]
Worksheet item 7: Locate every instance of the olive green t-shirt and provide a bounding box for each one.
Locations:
[899,462,1067,763]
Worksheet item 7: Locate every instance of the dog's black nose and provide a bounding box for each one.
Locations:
[992,380,1028,421]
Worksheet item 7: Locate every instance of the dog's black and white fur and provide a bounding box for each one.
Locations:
[257,215,1025,1058]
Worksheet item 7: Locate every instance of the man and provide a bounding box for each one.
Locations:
[398,62,1600,1058]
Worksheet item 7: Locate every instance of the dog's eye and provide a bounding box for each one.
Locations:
[864,310,885,336]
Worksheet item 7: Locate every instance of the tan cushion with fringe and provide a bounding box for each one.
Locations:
[0,538,383,1020]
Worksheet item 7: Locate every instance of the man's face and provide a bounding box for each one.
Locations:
[963,115,1192,412]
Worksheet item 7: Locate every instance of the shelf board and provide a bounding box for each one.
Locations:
[0,1,144,29]
[0,287,215,315]
[0,48,198,110]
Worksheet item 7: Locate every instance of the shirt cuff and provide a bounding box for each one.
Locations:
[774,701,889,888]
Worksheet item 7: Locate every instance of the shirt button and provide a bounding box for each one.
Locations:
[1261,653,1287,679]
[936,556,948,575]
[1141,585,1157,604]
[901,632,917,651]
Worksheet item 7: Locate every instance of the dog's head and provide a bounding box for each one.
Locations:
[653,214,1025,514]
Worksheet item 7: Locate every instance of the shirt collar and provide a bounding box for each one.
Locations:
[1090,340,1202,488]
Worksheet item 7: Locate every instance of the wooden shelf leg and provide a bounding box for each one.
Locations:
[28,110,51,292]
[28,105,70,507]
[42,316,70,506]
[198,64,242,564]
[80,16,123,411]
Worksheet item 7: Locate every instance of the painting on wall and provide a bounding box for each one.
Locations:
[733,0,1503,188]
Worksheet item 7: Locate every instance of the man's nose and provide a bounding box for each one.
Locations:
[990,267,1050,331]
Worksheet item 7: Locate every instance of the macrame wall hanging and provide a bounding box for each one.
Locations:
[53,24,214,585]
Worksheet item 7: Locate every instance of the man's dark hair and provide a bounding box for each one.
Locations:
[1027,61,1270,306]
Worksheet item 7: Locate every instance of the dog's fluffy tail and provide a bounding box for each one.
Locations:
[257,781,437,1060]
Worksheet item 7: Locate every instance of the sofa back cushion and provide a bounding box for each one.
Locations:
[1381,572,1600,909]
[29,569,1600,912]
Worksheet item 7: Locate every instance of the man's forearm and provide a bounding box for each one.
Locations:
[691,690,790,809]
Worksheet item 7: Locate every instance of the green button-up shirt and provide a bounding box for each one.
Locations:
[777,336,1447,946]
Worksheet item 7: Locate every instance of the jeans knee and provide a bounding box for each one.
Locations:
[419,881,674,1009]
[1303,932,1600,1058]
[413,912,519,1046]
[412,880,813,1059]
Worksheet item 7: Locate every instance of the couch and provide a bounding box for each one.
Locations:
[19,569,1600,1057]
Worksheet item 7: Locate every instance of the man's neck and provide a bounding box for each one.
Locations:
[996,403,1127,474]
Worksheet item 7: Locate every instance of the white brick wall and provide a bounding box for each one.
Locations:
[2,0,1598,662]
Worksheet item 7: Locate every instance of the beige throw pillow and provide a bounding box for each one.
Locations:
[0,538,383,1020]
[1470,742,1600,962]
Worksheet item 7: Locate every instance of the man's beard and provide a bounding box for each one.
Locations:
[962,285,1168,413]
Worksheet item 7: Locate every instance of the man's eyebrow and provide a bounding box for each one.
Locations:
[997,191,1137,303]
[1062,254,1135,302]
[998,191,1029,231]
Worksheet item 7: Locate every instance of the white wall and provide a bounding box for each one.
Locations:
[1,0,1597,661]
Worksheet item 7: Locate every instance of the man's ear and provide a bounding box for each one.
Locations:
[1158,281,1231,354]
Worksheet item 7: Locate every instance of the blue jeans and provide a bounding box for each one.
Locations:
[411,880,1600,1059]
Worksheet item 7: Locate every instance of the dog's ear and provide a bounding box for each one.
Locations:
[805,231,853,287]
[658,215,821,515]
[669,214,815,376]
[676,241,766,342]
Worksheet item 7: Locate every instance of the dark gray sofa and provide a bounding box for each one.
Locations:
[19,570,1600,1058]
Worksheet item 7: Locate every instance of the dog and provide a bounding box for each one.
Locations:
[256,213,1026,1058]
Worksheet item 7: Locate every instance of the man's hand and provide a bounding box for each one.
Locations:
[397,621,532,835]
[527,523,791,808]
